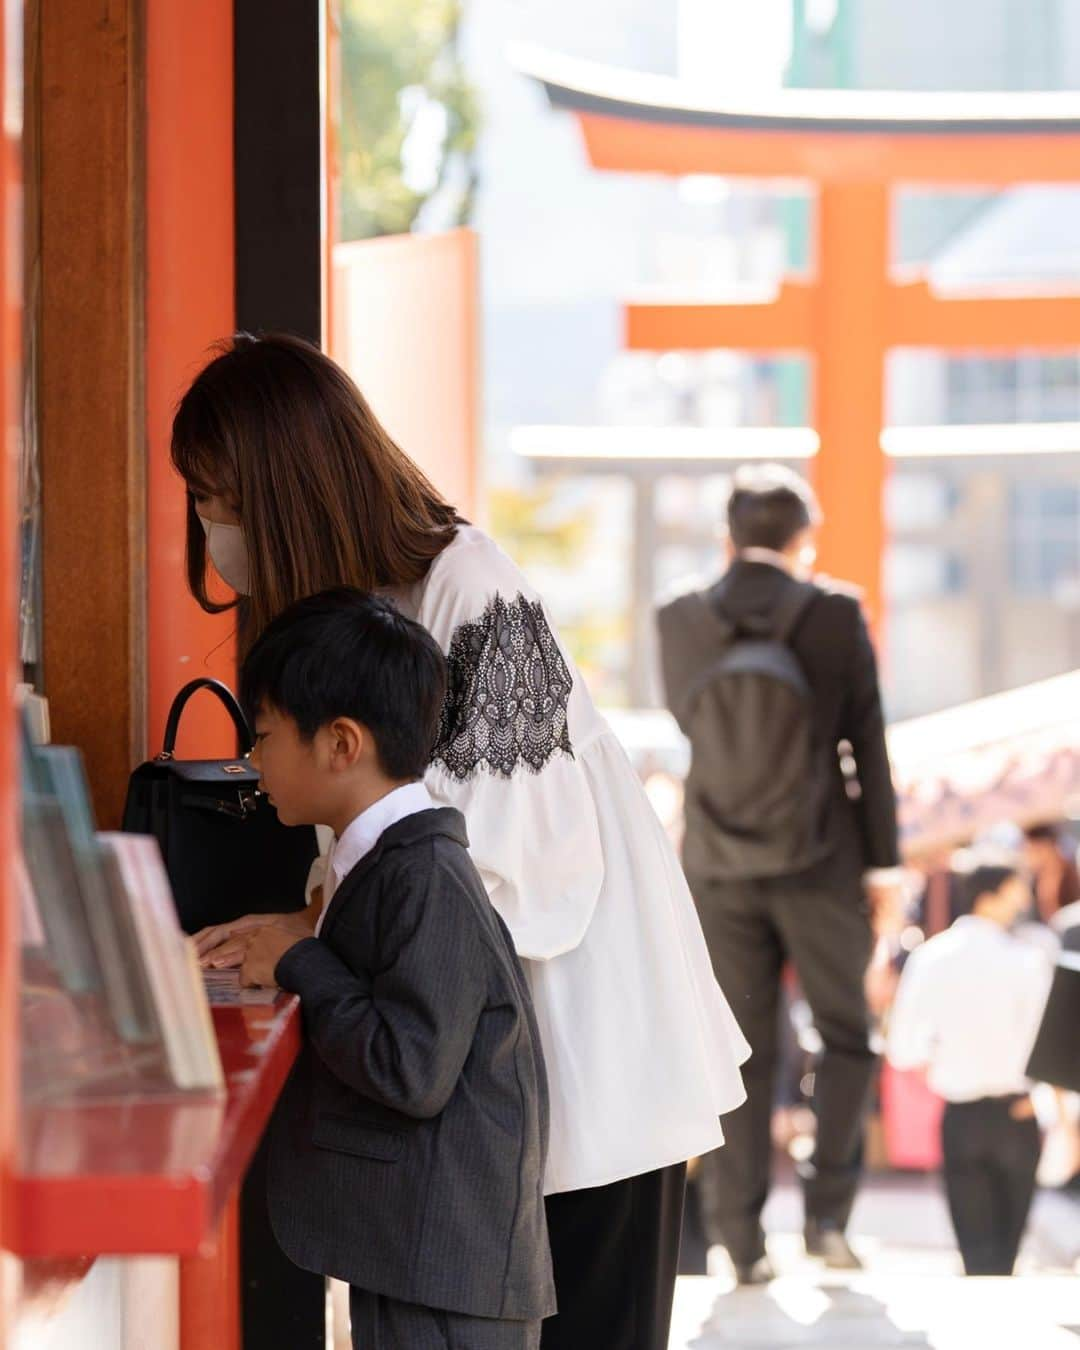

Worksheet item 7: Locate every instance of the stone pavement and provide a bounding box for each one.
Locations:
[670,1177,1080,1349]
[670,1263,1080,1349]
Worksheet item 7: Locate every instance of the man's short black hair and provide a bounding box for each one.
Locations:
[240,588,447,781]
[1024,822,1059,845]
[962,863,1020,914]
[726,464,821,552]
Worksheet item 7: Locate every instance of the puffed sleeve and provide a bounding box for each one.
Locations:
[419,534,606,962]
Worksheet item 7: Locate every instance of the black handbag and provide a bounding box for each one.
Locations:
[122,678,319,934]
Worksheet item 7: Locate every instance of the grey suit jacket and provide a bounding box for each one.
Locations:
[268,807,556,1321]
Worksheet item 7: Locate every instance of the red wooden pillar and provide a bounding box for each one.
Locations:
[146,1,239,1342]
[146,0,237,761]
[179,1193,241,1350]
[0,0,19,1261]
[812,181,890,625]
[0,0,21,1335]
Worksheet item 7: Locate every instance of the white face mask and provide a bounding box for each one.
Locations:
[198,515,250,594]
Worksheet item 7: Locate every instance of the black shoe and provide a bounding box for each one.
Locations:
[804,1221,863,1270]
[732,1255,776,1286]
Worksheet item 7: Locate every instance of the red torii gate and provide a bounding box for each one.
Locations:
[518,45,1080,623]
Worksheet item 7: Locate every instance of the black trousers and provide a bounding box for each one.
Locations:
[942,1096,1041,1276]
[689,873,877,1266]
[242,1128,326,1349]
[541,1163,686,1350]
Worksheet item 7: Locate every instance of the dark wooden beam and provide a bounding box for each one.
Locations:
[234,12,328,1346]
[234,0,322,345]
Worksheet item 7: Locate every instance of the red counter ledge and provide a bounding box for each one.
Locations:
[9,996,300,1258]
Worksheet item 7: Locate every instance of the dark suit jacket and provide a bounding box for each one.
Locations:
[1026,922,1080,1090]
[659,560,899,890]
[268,807,555,1321]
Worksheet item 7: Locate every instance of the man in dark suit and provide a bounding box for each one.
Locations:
[230,589,555,1348]
[657,465,900,1284]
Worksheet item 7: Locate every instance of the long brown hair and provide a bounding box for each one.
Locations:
[171,333,462,647]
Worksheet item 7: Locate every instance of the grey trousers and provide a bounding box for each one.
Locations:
[689,872,877,1265]
[349,1289,541,1350]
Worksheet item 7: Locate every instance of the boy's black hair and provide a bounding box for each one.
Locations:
[1023,822,1059,844]
[962,863,1020,915]
[240,588,447,781]
[727,463,822,552]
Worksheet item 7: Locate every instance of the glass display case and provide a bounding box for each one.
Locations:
[19,715,223,1104]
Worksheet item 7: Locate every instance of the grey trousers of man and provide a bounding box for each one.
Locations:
[349,1289,541,1350]
[689,871,878,1266]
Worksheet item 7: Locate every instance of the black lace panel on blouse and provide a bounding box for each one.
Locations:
[432,593,574,780]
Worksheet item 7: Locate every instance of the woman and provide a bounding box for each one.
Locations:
[179,333,748,1350]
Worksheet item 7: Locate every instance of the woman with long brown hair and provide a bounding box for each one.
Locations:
[178,332,749,1350]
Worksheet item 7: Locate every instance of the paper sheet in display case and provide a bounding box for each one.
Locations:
[100,833,224,1093]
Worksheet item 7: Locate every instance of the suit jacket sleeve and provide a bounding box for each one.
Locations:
[841,604,900,870]
[655,595,703,735]
[275,863,487,1119]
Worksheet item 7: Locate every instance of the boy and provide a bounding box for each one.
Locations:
[235,588,556,1348]
[888,862,1052,1276]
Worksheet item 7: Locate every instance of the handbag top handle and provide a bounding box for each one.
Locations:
[160,678,254,760]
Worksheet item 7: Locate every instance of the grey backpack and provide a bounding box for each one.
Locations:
[657,582,830,881]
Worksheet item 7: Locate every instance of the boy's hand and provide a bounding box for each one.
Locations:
[195,911,277,959]
[240,924,309,989]
[198,909,316,968]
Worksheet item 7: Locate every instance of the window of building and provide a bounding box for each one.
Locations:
[1010,481,1080,597]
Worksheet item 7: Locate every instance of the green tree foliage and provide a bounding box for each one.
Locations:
[339,0,478,240]
[489,482,630,703]
[487,483,592,571]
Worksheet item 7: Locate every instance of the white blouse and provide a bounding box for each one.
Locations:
[395,525,749,1195]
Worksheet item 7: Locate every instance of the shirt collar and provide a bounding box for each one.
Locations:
[329,781,434,890]
[953,914,1011,940]
[737,546,796,575]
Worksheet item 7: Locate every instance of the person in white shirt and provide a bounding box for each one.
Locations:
[888,862,1052,1276]
[174,332,750,1350]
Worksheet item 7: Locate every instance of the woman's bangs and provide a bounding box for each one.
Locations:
[172,424,228,501]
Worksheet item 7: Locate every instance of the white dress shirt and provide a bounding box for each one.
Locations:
[888,915,1053,1102]
[314,781,434,936]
